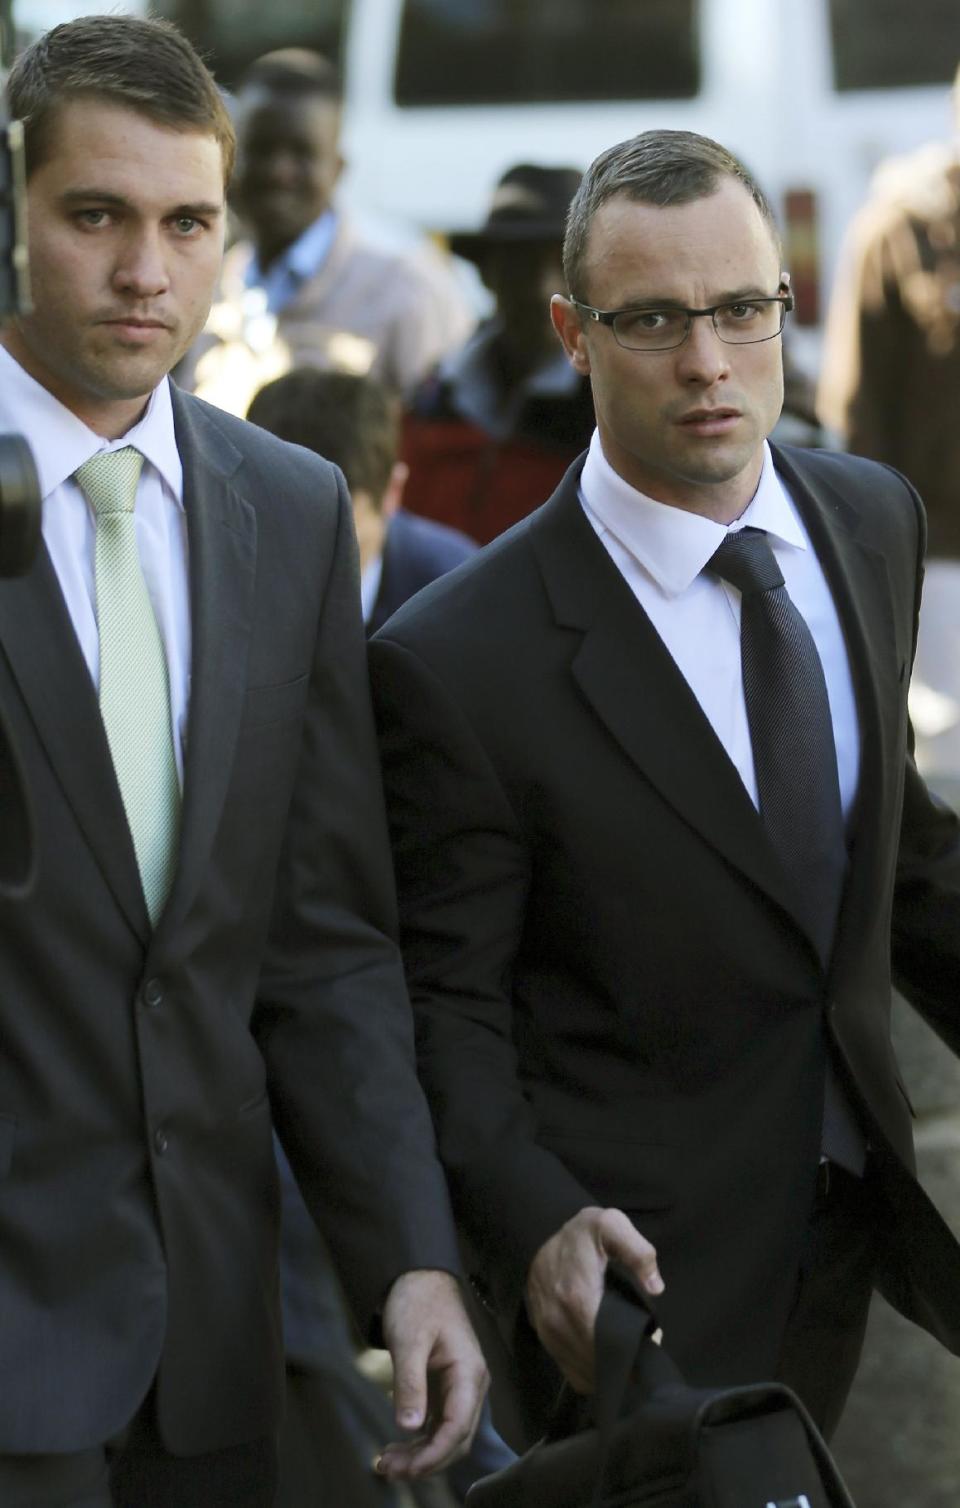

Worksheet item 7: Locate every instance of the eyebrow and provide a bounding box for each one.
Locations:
[610,285,778,310]
[59,188,224,218]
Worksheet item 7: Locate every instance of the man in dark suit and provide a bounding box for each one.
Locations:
[0,16,485,1507]
[368,128,960,1451]
[246,368,477,638]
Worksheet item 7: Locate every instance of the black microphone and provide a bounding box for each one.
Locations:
[0,114,41,894]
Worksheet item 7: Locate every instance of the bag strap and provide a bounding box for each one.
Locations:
[589,1272,858,1508]
[590,1270,686,1508]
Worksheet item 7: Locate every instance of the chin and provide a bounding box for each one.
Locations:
[90,366,170,402]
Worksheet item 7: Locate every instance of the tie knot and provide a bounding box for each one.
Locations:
[75,447,144,517]
[708,526,784,596]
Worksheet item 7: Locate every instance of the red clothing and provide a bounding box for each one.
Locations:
[401,317,596,545]
[401,412,585,545]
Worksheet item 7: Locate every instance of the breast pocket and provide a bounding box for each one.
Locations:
[241,672,310,731]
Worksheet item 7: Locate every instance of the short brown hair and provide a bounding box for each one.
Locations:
[6,14,236,183]
[564,129,780,301]
[247,370,399,508]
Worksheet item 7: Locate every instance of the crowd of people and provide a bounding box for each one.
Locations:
[0,12,959,1508]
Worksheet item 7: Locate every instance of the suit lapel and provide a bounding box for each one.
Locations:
[529,468,811,941]
[156,389,257,937]
[0,545,150,939]
[530,450,901,963]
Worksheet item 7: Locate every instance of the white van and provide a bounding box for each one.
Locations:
[340,0,959,368]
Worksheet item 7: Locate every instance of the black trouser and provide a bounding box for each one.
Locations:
[0,1389,278,1508]
[775,1158,880,1441]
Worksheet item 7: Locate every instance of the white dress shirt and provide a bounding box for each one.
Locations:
[360,551,384,626]
[0,345,191,782]
[580,431,860,818]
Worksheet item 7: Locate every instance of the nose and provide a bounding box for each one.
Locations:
[112,227,170,300]
[674,312,731,386]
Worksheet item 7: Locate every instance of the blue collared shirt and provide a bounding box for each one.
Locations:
[244,210,338,314]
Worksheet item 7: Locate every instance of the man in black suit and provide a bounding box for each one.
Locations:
[0,16,485,1507]
[368,128,960,1450]
[246,368,477,637]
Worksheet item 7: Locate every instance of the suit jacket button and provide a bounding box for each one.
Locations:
[154,1128,169,1155]
[142,978,163,1008]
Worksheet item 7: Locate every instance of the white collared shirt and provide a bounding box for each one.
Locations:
[0,345,191,781]
[360,551,384,626]
[580,432,860,816]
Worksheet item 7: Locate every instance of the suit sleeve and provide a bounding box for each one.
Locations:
[253,471,460,1337]
[893,764,960,1058]
[890,473,960,1055]
[369,633,602,1312]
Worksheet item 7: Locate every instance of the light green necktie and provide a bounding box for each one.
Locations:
[75,447,181,927]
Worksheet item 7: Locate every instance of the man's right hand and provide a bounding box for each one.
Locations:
[525,1206,664,1393]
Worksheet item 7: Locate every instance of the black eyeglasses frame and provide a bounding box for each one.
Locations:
[568,290,795,351]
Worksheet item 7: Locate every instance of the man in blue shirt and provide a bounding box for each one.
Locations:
[184,49,472,413]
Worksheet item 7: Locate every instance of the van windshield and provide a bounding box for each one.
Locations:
[394,0,700,107]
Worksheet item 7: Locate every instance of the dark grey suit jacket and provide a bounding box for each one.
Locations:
[0,384,458,1455]
[369,444,960,1433]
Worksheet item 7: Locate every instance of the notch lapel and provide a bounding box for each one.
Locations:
[529,471,815,945]
[156,391,257,937]
[0,546,150,940]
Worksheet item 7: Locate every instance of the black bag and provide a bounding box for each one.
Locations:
[466,1281,857,1508]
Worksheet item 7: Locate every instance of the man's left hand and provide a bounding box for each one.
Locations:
[375,1268,489,1479]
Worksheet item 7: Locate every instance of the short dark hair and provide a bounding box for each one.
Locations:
[247,369,399,507]
[238,48,342,103]
[564,130,780,301]
[6,14,236,182]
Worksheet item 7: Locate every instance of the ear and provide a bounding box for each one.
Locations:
[380,461,408,521]
[550,294,591,376]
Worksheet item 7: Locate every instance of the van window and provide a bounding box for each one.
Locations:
[393,0,700,108]
[152,0,345,89]
[829,0,960,90]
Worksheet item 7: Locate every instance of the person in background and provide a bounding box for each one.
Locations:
[0,15,486,1506]
[248,369,477,634]
[818,62,960,554]
[402,163,595,545]
[181,48,473,415]
[246,367,511,1507]
[818,63,960,783]
[369,128,960,1456]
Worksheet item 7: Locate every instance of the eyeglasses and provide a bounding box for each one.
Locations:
[569,291,794,352]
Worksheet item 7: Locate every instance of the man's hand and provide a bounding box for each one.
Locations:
[375,1268,489,1480]
[525,1206,664,1393]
